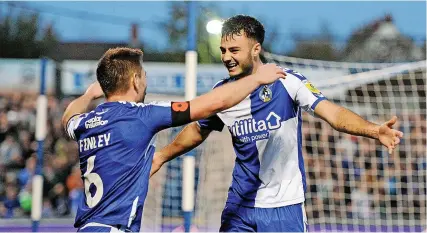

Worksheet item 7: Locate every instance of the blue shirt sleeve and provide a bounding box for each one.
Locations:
[137,101,173,132]
[197,114,224,131]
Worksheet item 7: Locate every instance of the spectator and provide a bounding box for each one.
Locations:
[18,130,35,161]
[49,183,70,217]
[2,185,22,218]
[0,111,10,143]
[67,165,83,216]
[0,135,23,169]
[17,154,36,189]
[351,178,374,219]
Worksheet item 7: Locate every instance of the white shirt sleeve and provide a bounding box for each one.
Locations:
[279,69,327,116]
[66,114,84,140]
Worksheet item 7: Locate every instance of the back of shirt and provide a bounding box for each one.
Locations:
[66,101,174,231]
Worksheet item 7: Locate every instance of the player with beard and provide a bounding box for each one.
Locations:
[62,47,286,232]
[151,15,403,232]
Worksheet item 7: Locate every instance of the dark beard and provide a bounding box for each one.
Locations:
[230,63,253,79]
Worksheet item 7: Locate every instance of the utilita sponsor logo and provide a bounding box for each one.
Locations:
[228,112,281,142]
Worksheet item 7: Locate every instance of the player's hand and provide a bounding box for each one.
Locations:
[85,82,104,99]
[253,63,286,85]
[378,116,404,154]
[150,152,164,178]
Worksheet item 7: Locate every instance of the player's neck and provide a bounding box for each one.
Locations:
[106,93,138,103]
[233,60,264,80]
[249,60,264,76]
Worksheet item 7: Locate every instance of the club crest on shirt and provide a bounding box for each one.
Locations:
[259,85,272,102]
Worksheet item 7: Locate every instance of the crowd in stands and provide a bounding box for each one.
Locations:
[302,111,426,225]
[0,92,82,218]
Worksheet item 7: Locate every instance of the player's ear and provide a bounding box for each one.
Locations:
[132,72,140,93]
[252,42,261,57]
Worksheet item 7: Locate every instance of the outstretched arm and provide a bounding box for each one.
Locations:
[151,122,211,177]
[150,64,286,177]
[314,100,403,154]
[61,82,104,129]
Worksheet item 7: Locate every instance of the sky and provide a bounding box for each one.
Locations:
[5,1,427,53]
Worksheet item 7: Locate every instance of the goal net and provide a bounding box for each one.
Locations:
[144,53,426,232]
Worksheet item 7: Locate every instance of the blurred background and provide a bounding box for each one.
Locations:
[0,1,425,232]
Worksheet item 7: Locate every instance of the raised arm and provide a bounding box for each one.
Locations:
[314,100,403,154]
[150,64,285,177]
[61,82,104,129]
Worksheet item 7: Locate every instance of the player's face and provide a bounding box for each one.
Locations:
[220,32,256,78]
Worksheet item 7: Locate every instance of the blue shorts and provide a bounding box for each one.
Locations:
[220,202,307,232]
[77,205,142,232]
[77,223,126,232]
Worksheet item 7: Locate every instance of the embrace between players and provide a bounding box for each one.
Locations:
[62,15,403,232]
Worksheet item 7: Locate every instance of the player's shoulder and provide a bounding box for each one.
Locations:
[117,101,146,108]
[130,101,172,120]
[276,67,309,92]
[112,101,171,121]
[71,111,94,125]
[75,102,137,126]
[282,67,307,81]
[107,101,171,109]
[65,110,94,140]
[144,101,171,108]
[212,77,234,89]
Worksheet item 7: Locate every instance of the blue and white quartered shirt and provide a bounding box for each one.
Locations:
[198,69,327,208]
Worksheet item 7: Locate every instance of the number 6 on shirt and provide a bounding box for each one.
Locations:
[84,155,104,208]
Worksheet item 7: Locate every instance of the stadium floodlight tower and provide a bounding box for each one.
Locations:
[183,1,197,233]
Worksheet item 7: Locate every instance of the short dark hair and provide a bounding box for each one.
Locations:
[96,47,143,97]
[221,15,265,45]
